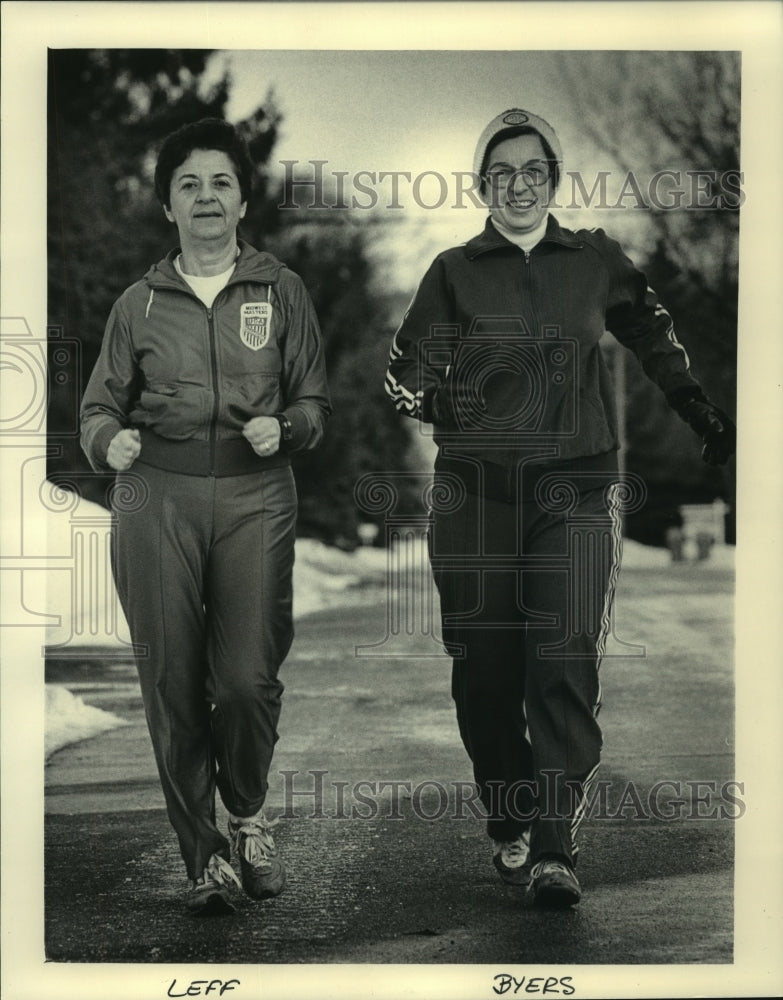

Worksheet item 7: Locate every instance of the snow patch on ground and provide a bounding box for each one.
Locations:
[46,684,130,759]
[39,497,392,757]
[293,537,389,618]
[39,495,733,759]
[622,537,734,571]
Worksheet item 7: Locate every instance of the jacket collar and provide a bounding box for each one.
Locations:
[144,239,284,288]
[464,214,583,260]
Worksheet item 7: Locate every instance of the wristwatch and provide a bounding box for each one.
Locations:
[273,412,293,447]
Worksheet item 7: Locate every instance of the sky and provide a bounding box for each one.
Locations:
[219,49,597,285]
[223,49,569,177]
[211,48,737,288]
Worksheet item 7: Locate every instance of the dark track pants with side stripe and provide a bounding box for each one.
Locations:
[111,462,297,880]
[428,473,622,867]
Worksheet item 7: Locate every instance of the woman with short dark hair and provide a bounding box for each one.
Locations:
[81,118,331,915]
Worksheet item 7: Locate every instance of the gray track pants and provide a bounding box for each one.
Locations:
[111,462,297,880]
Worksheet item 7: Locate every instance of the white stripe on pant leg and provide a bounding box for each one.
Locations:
[571,483,623,856]
[571,761,601,853]
[596,482,624,666]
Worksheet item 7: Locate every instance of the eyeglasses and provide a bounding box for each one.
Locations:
[483,160,553,188]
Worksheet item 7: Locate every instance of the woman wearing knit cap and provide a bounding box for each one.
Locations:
[386,108,734,907]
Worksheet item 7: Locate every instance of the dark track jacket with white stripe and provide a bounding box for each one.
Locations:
[386,214,700,488]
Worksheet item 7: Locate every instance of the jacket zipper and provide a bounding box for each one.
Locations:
[206,306,219,476]
[148,280,235,478]
[511,248,545,490]
[147,270,273,472]
[521,248,541,342]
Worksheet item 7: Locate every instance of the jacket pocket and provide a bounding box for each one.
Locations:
[578,392,615,450]
[222,372,283,428]
[130,382,212,440]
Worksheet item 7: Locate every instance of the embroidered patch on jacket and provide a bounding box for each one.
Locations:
[239,302,272,351]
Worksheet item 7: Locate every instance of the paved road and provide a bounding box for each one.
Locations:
[40,557,739,996]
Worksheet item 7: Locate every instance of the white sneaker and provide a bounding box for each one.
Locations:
[185,853,240,916]
[229,812,286,900]
[528,858,581,908]
[492,830,531,885]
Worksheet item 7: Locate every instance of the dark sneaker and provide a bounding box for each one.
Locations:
[229,813,286,900]
[185,853,240,916]
[492,831,531,885]
[528,859,581,908]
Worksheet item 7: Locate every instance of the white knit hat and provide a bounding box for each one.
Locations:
[473,109,563,191]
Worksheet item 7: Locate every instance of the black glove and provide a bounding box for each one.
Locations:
[667,387,736,466]
[429,378,486,430]
[430,382,456,426]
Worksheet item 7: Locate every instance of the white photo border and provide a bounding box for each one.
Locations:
[2,3,782,999]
